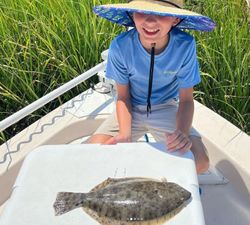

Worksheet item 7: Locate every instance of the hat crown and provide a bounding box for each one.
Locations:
[169,0,183,8]
[129,0,183,8]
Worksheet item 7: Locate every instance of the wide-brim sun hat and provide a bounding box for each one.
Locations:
[93,0,216,32]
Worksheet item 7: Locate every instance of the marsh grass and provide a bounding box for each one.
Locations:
[0,0,124,142]
[0,0,249,144]
[186,0,250,133]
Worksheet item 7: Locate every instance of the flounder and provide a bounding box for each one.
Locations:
[53,177,191,224]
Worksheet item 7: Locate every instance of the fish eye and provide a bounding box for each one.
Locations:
[154,189,159,194]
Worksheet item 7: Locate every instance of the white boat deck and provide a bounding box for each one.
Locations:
[0,85,250,225]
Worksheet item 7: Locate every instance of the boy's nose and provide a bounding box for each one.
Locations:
[145,14,157,23]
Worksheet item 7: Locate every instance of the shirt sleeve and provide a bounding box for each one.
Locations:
[105,38,129,84]
[176,39,201,88]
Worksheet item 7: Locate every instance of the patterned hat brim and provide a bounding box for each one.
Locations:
[93,4,216,32]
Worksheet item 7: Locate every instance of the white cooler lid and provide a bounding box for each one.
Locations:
[0,143,205,225]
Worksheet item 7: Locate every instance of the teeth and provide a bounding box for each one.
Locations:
[144,28,159,33]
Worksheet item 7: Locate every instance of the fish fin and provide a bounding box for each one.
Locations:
[90,177,115,192]
[90,177,161,192]
[83,207,116,225]
[160,177,168,183]
[83,208,137,225]
[53,192,85,216]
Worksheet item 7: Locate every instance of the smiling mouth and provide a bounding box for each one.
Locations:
[143,28,160,36]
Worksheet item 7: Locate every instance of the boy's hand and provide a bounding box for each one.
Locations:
[104,133,131,145]
[165,130,192,153]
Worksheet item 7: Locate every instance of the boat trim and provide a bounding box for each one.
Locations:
[0,61,107,132]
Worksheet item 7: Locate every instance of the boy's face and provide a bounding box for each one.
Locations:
[133,12,180,49]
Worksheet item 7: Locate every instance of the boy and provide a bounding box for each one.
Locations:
[89,0,216,174]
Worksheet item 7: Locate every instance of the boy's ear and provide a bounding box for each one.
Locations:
[173,18,181,26]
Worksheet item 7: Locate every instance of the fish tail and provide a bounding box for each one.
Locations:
[53,192,86,216]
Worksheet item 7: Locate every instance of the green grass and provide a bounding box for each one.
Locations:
[186,0,250,133]
[0,0,249,144]
[0,0,124,142]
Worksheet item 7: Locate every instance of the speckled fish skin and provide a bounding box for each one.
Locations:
[53,177,191,223]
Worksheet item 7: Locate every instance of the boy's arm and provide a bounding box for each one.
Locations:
[166,87,194,152]
[105,83,132,144]
[176,87,194,135]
